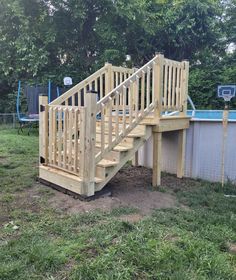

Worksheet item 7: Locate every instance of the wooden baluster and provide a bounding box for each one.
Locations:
[72,95,75,106]
[79,107,86,180]
[78,90,82,107]
[99,75,103,99]
[179,64,184,111]
[95,78,98,93]
[168,62,172,109]
[74,108,79,173]
[122,86,126,134]
[115,94,119,138]
[58,107,62,167]
[141,72,145,115]
[172,64,176,109]
[135,76,139,121]
[68,108,73,171]
[146,67,150,108]
[48,107,53,164]
[53,107,57,165]
[63,108,68,169]
[101,103,105,154]
[163,63,168,109]
[108,97,113,148]
[176,66,180,110]
[129,82,133,126]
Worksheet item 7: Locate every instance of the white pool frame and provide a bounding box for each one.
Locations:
[138,111,236,184]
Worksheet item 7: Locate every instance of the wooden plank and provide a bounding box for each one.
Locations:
[122,86,126,134]
[68,109,73,171]
[48,107,53,164]
[171,64,176,108]
[44,105,49,164]
[152,132,162,187]
[135,77,139,120]
[83,91,97,196]
[153,54,164,118]
[63,108,68,169]
[163,64,168,109]
[39,95,48,163]
[129,83,133,126]
[52,107,57,165]
[141,72,145,115]
[181,60,189,115]
[115,95,119,138]
[100,104,105,154]
[176,66,180,109]
[146,67,150,107]
[79,107,86,179]
[167,62,172,109]
[177,129,186,178]
[57,108,63,167]
[108,97,113,147]
[73,109,79,173]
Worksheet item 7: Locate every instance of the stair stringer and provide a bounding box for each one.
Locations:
[95,125,152,192]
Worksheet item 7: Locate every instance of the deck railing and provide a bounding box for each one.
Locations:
[50,64,134,107]
[40,54,189,189]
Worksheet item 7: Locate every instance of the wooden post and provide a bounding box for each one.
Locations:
[153,53,164,119]
[180,60,189,116]
[132,152,139,166]
[81,91,97,196]
[152,131,162,187]
[177,129,186,178]
[39,95,48,164]
[105,62,112,96]
[221,106,229,187]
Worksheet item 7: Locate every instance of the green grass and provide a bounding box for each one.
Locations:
[1,128,236,279]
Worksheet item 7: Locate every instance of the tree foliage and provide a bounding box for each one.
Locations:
[0,0,235,112]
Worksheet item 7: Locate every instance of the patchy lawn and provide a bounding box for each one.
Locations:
[0,128,236,280]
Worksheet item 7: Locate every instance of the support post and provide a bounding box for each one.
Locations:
[39,95,48,164]
[105,62,112,96]
[177,129,186,178]
[180,60,189,116]
[152,131,162,187]
[80,90,97,196]
[153,53,164,119]
[132,151,139,166]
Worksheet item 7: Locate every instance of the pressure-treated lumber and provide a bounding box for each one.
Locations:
[152,132,162,187]
[39,95,48,163]
[177,129,186,178]
[39,54,190,197]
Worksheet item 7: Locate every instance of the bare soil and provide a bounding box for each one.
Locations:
[41,166,193,216]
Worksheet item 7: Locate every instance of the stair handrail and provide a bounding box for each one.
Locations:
[94,55,161,163]
[50,65,108,106]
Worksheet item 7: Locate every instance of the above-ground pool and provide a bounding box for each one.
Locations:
[187,110,236,121]
[139,110,236,184]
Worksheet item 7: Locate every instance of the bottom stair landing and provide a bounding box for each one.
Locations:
[39,124,152,197]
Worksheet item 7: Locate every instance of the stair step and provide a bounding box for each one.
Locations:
[113,143,133,152]
[97,159,118,168]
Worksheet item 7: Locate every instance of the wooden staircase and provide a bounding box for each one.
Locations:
[39,54,190,197]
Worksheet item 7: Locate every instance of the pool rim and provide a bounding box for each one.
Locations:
[187,110,236,122]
